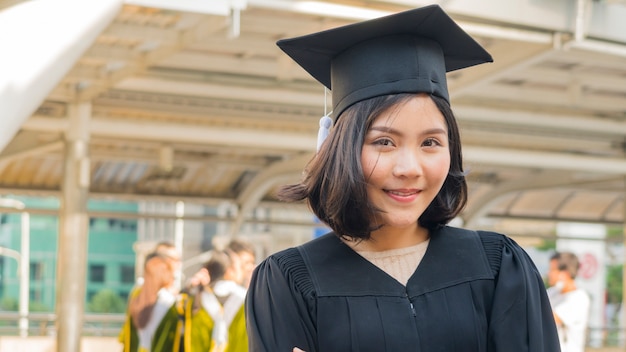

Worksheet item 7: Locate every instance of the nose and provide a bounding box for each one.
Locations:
[392,147,422,178]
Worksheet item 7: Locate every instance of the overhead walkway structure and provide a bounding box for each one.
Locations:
[2,0,626,350]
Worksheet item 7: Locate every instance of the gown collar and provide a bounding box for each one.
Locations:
[298,226,493,297]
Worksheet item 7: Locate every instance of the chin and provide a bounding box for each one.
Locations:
[384,218,420,229]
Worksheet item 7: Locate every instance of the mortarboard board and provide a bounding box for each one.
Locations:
[277,4,493,121]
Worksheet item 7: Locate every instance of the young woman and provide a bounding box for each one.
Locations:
[245,5,560,352]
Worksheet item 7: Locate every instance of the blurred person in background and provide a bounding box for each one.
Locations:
[154,241,183,294]
[133,241,182,294]
[120,250,183,352]
[547,251,591,352]
[186,249,248,352]
[227,238,256,288]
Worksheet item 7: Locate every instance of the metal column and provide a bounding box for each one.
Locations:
[55,102,91,352]
[19,210,29,337]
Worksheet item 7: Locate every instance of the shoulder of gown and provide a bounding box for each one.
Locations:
[245,243,318,352]
[475,230,561,352]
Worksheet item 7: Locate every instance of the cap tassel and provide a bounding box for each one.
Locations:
[316,114,333,152]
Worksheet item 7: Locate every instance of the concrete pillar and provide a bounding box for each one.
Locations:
[55,102,91,352]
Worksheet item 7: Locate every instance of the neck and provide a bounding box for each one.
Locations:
[362,225,429,251]
[561,279,577,293]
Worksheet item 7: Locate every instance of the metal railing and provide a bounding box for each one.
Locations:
[0,312,124,337]
[587,326,626,348]
[0,312,624,348]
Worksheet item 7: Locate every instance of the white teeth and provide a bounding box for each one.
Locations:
[388,190,416,196]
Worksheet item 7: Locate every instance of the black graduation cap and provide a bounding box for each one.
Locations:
[277,4,493,121]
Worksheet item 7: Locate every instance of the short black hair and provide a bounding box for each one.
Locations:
[144,251,167,268]
[203,250,232,284]
[227,238,255,258]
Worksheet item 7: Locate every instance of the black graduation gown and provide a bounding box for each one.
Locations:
[245,226,560,352]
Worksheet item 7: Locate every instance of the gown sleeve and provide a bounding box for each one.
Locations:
[480,231,561,352]
[245,248,318,352]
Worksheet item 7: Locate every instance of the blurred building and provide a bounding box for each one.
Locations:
[0,196,137,311]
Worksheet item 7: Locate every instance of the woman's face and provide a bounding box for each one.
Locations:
[361,94,450,230]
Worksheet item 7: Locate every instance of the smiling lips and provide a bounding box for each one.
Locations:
[385,189,421,202]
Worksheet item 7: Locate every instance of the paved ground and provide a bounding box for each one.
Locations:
[0,337,120,352]
[0,336,623,351]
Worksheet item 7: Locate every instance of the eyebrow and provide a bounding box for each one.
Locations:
[368,126,447,136]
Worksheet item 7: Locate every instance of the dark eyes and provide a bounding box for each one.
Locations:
[371,137,442,148]
[373,138,394,146]
[422,138,441,147]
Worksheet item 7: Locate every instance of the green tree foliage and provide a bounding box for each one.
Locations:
[87,289,126,313]
[0,297,49,312]
[30,300,50,312]
[534,235,557,251]
[606,264,623,305]
[0,297,17,311]
[606,226,623,240]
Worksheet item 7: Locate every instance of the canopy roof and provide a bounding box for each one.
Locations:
[2,0,626,237]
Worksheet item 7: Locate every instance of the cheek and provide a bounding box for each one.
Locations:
[425,155,450,181]
[361,149,389,182]
[360,150,375,176]
[362,163,387,188]
[361,153,376,181]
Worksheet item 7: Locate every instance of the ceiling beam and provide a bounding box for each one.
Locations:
[24,115,317,152]
[474,82,626,112]
[464,145,626,174]
[22,114,626,175]
[463,170,611,227]
[450,44,559,99]
[124,0,234,16]
[0,140,64,165]
[503,66,626,93]
[454,105,626,136]
[114,77,323,106]
[157,52,311,81]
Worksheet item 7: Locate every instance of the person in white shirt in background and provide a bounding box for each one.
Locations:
[119,241,184,351]
[547,251,591,352]
[120,249,183,352]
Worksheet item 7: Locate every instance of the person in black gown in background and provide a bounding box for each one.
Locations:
[245,5,560,352]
